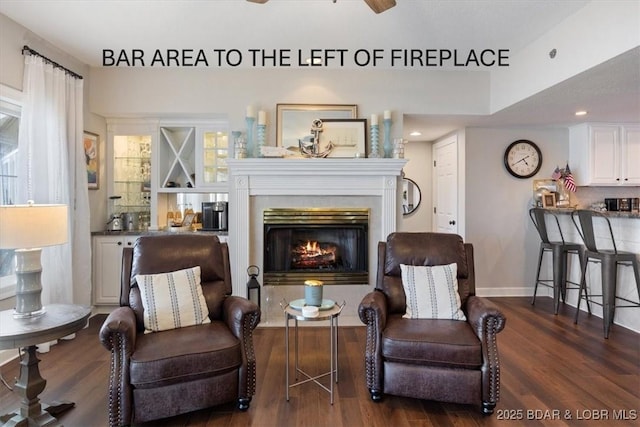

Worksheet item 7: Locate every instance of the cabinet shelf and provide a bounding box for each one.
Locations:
[159,127,196,189]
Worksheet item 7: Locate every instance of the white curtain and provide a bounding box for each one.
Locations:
[17,54,92,308]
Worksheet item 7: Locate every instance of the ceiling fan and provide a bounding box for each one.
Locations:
[247,0,396,14]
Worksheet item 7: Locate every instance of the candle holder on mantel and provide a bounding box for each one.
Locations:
[393,138,406,159]
[369,124,381,158]
[232,131,247,159]
[256,124,266,158]
[383,118,393,158]
[245,116,255,158]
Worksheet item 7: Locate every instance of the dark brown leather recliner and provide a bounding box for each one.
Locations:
[99,234,261,426]
[358,232,506,414]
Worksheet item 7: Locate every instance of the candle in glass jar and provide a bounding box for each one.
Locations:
[304,279,323,307]
[371,114,378,126]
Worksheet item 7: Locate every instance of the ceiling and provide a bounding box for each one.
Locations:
[1,0,638,141]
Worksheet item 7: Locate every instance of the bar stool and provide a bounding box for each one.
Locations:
[571,209,640,338]
[529,208,585,314]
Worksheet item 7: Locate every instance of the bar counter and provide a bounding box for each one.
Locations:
[541,207,639,334]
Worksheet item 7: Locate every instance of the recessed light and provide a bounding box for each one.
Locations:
[575,110,588,116]
[305,57,322,65]
[409,131,422,136]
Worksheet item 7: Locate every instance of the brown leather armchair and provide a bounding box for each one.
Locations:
[99,234,261,426]
[358,233,506,414]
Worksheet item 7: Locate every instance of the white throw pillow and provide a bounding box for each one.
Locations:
[135,266,211,333]
[400,263,466,320]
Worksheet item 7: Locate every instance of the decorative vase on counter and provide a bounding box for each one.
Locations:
[556,180,571,208]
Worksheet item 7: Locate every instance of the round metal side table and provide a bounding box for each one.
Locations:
[281,299,345,405]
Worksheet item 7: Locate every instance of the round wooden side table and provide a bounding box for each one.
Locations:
[0,304,91,426]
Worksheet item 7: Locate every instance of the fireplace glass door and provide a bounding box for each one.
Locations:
[263,208,369,286]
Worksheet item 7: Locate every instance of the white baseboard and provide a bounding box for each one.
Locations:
[0,349,18,367]
[476,287,538,298]
[477,287,639,334]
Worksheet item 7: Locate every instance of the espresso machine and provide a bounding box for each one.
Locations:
[202,201,228,231]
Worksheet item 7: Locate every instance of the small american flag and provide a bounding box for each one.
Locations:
[563,163,577,192]
[552,166,562,180]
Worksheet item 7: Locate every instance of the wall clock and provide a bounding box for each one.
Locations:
[503,139,542,179]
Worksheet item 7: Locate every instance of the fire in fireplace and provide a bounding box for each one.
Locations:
[263,208,369,286]
[291,240,338,269]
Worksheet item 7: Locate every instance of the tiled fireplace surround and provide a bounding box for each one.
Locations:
[227,158,407,325]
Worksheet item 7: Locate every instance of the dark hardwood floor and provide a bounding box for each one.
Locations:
[0,297,638,426]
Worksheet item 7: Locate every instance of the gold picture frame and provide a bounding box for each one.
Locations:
[542,193,557,208]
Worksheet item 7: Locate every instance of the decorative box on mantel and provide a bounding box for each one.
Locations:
[227,158,407,326]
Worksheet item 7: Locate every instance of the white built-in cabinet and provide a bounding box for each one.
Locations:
[93,235,140,305]
[107,119,230,230]
[157,123,229,191]
[155,122,229,229]
[95,119,230,306]
[570,123,640,186]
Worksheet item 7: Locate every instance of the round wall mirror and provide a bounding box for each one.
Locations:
[402,178,421,215]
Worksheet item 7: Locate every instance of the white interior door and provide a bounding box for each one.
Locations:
[433,135,458,233]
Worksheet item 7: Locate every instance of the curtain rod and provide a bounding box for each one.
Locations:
[22,45,83,80]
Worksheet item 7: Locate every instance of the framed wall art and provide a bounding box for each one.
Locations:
[317,118,368,158]
[276,103,357,149]
[84,131,99,189]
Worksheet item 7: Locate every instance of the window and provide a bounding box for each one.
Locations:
[0,93,21,299]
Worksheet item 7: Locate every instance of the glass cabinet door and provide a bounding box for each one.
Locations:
[113,135,151,219]
[202,130,228,185]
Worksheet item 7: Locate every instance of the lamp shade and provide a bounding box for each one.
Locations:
[0,204,68,249]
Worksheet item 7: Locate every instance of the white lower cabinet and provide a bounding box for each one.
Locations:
[93,235,140,305]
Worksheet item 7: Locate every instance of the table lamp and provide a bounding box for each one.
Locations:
[0,201,68,318]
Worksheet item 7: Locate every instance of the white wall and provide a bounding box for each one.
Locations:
[465,127,569,295]
[89,66,490,137]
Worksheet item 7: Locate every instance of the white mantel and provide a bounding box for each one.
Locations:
[227,158,406,325]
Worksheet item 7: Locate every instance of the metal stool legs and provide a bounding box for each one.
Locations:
[532,244,584,315]
[575,254,640,339]
[530,207,584,315]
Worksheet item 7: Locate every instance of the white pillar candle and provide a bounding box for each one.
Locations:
[371,114,378,126]
[384,110,391,120]
[246,105,256,118]
[258,110,266,125]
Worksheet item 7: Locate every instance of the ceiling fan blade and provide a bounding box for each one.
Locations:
[363,0,396,14]
[247,0,269,3]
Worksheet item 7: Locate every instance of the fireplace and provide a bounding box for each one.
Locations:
[263,208,369,286]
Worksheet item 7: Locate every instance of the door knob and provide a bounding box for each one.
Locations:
[449,220,456,225]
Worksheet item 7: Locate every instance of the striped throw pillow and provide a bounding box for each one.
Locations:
[400,263,466,320]
[135,266,211,333]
